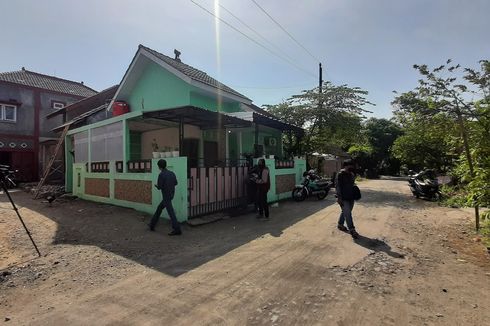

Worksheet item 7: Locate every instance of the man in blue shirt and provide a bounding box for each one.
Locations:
[148,159,182,236]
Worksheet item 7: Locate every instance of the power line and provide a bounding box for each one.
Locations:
[230,82,315,90]
[190,0,317,79]
[218,3,298,66]
[250,0,320,63]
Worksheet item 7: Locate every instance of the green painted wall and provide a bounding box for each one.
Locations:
[253,158,307,203]
[65,136,74,192]
[190,91,241,113]
[241,126,283,157]
[72,157,189,221]
[126,61,243,114]
[127,61,190,112]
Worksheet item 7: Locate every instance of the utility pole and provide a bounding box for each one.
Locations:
[319,62,323,103]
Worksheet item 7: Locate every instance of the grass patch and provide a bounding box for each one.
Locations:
[440,184,469,207]
[480,212,490,248]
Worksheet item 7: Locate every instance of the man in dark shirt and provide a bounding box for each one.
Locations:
[335,159,359,239]
[148,159,182,236]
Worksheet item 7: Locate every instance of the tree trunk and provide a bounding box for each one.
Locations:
[456,110,480,230]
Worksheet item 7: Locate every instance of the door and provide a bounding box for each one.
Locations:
[182,139,199,168]
[11,151,35,182]
[203,141,219,167]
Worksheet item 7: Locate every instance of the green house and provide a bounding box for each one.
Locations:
[59,45,306,221]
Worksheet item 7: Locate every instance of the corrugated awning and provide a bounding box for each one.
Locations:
[142,106,252,130]
[51,104,108,132]
[226,111,304,136]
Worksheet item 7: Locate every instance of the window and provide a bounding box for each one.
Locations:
[52,101,65,110]
[0,104,17,122]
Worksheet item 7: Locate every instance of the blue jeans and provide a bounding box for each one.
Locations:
[338,200,355,230]
[150,198,181,232]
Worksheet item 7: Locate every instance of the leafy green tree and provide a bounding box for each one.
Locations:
[393,59,490,229]
[265,81,373,157]
[347,144,376,176]
[362,118,403,175]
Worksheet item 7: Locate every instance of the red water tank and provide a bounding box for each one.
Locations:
[112,101,130,116]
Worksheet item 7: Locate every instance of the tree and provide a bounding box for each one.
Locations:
[392,93,458,171]
[265,81,373,157]
[393,60,490,230]
[362,118,403,175]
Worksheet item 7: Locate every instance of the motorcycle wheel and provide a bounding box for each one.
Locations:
[317,189,329,200]
[292,188,307,202]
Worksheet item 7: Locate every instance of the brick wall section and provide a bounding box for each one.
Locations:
[114,180,152,204]
[275,174,296,194]
[85,178,110,197]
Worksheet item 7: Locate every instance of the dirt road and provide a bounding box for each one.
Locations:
[1,179,489,325]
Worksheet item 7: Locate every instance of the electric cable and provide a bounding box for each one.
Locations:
[190,0,317,79]
[250,0,320,63]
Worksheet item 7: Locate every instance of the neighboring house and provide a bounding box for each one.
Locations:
[0,68,97,182]
[60,45,305,220]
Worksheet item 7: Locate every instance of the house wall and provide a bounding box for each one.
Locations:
[126,61,190,112]
[125,61,245,116]
[139,125,200,159]
[189,91,241,113]
[255,158,307,203]
[40,92,81,138]
[72,157,189,221]
[0,82,83,181]
[240,126,283,157]
[0,83,35,135]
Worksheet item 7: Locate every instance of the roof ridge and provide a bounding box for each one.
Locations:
[138,44,250,101]
[23,69,97,92]
[139,44,209,74]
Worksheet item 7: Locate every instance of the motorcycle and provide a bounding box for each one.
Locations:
[408,170,441,200]
[292,170,333,201]
[0,165,18,189]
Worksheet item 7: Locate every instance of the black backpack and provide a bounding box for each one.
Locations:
[353,185,361,201]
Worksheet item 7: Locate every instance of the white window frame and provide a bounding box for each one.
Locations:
[52,101,65,110]
[0,104,17,122]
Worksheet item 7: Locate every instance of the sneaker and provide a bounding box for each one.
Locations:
[350,229,360,239]
[337,224,348,232]
[168,230,182,236]
[147,224,155,231]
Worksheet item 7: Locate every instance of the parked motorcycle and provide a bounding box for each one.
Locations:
[0,165,18,189]
[408,169,441,200]
[292,170,333,201]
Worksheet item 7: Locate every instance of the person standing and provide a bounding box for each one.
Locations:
[255,158,270,219]
[148,159,182,236]
[336,159,359,239]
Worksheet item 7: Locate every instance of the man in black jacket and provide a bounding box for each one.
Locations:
[148,159,182,236]
[255,158,270,219]
[335,159,359,239]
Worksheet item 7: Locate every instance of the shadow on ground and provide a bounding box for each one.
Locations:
[2,192,333,277]
[354,235,405,258]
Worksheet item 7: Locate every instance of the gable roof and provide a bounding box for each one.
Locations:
[0,68,97,97]
[139,45,250,101]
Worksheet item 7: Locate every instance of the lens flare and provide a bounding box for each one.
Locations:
[214,0,223,114]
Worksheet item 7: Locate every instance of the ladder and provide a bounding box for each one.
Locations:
[34,125,70,199]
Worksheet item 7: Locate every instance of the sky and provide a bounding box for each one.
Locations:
[1,0,488,118]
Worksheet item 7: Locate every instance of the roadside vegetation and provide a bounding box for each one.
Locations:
[265,59,489,236]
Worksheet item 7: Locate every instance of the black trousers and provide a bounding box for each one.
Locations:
[150,198,181,232]
[257,188,269,217]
